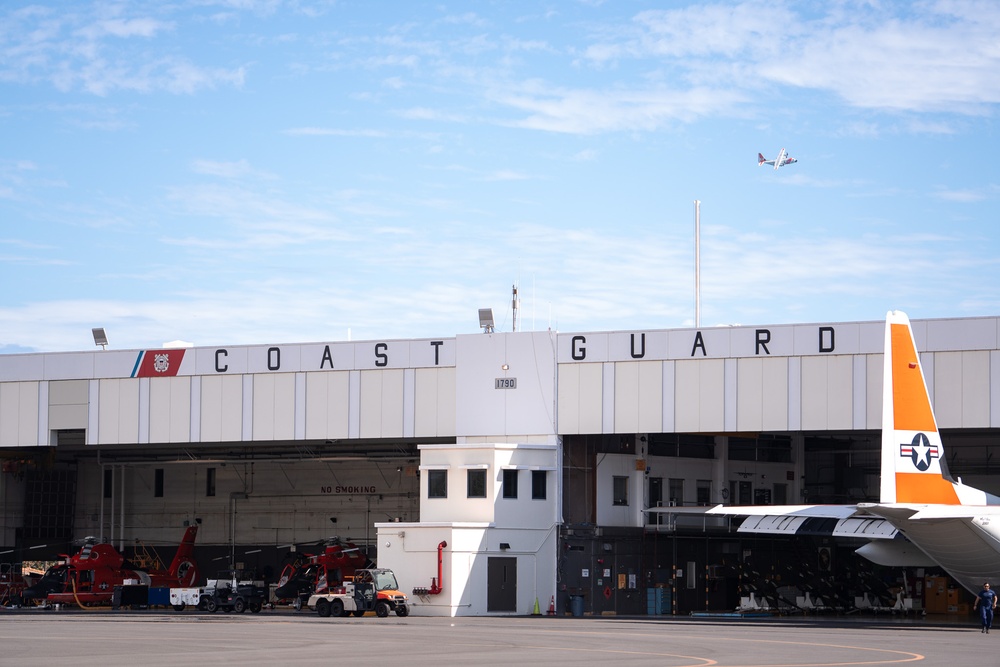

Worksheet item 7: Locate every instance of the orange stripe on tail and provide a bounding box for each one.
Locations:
[890,323,937,433]
[895,472,960,504]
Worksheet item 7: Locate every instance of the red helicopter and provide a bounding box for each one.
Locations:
[273,536,369,609]
[21,525,200,607]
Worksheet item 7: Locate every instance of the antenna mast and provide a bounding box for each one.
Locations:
[511,283,519,332]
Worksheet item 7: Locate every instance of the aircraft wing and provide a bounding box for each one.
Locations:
[860,503,1000,594]
[774,148,787,169]
[647,503,898,539]
[861,503,1000,520]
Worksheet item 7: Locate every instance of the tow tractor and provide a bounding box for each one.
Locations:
[308,568,409,618]
[199,570,266,614]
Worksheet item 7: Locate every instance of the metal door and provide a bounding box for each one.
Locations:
[487,556,517,612]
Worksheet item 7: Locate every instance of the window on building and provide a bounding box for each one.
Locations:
[647,433,715,459]
[647,477,663,525]
[668,478,684,507]
[696,479,711,505]
[103,468,113,499]
[531,470,547,500]
[502,469,518,499]
[206,467,216,497]
[648,477,663,508]
[467,469,486,498]
[612,476,629,506]
[728,435,792,463]
[154,468,164,498]
[773,483,788,505]
[428,470,448,499]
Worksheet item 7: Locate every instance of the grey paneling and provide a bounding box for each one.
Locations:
[557,365,581,435]
[637,361,663,433]
[360,369,404,439]
[304,371,350,440]
[865,354,883,430]
[800,356,854,430]
[736,357,789,432]
[98,378,140,444]
[200,374,243,442]
[675,359,724,432]
[557,363,602,435]
[0,382,39,446]
[925,318,998,352]
[414,367,456,438]
[48,379,89,430]
[614,362,640,433]
[933,351,990,428]
[149,376,192,444]
[253,373,295,441]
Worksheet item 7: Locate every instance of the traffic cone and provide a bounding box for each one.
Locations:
[547,595,556,615]
[532,597,541,616]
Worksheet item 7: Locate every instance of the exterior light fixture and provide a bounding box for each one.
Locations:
[479,308,495,333]
[92,328,109,350]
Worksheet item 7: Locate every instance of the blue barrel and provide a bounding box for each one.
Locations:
[570,595,584,617]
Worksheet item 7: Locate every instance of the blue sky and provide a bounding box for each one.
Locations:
[2,1,998,353]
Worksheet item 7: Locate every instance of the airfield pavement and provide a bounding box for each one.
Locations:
[0,609,982,666]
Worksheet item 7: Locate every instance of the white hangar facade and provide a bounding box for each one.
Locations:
[1,314,999,615]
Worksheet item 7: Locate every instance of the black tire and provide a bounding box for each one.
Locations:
[352,609,365,617]
[173,604,185,612]
[316,598,331,618]
[330,598,344,618]
[395,605,409,617]
[375,600,390,618]
[249,600,262,614]
[293,596,303,611]
[204,597,218,613]
[233,598,246,614]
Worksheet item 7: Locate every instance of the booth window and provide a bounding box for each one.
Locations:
[428,469,448,499]
[612,476,629,506]
[502,469,519,499]
[467,469,486,498]
[206,467,216,497]
[531,470,547,500]
[154,468,164,498]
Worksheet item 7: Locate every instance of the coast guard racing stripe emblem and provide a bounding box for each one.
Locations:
[131,349,186,378]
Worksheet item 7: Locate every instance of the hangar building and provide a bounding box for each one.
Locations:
[1,314,999,615]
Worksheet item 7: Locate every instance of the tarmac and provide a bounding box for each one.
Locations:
[0,608,984,666]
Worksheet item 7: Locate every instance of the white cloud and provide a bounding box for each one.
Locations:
[0,5,245,96]
[284,127,388,137]
[494,83,748,134]
[932,187,989,203]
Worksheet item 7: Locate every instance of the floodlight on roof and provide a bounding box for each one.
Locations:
[92,328,109,350]
[479,308,495,333]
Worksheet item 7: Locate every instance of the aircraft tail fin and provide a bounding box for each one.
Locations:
[880,311,993,505]
[168,525,200,587]
[758,152,767,166]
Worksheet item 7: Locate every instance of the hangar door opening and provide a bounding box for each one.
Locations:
[487,556,517,612]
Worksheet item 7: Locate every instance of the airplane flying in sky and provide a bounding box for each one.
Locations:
[758,148,798,169]
[650,310,1000,596]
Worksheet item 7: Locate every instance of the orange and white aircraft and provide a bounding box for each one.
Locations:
[656,311,1000,595]
[758,148,797,169]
